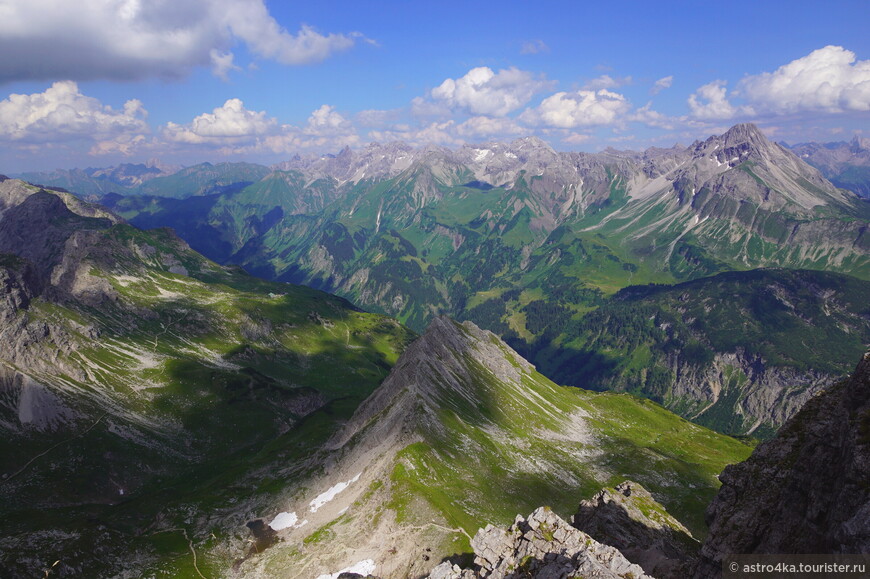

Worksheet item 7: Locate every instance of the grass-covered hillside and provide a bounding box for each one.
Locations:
[0,179,414,577]
[236,318,754,578]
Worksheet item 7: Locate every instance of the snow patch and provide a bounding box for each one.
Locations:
[269,511,299,531]
[316,559,376,579]
[309,472,361,513]
[473,148,492,162]
[505,151,518,159]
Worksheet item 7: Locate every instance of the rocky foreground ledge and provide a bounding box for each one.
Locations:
[335,480,685,579]
[427,505,652,579]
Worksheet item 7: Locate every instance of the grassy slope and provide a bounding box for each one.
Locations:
[246,320,753,578]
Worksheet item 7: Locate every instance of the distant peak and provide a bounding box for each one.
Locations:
[849,134,869,153]
[511,135,555,151]
[337,145,353,158]
[699,122,776,158]
[722,123,767,143]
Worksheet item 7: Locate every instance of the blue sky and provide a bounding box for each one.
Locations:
[1,0,868,171]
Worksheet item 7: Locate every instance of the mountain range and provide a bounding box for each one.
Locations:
[31,123,869,436]
[3,122,870,577]
[789,136,870,199]
[0,178,753,577]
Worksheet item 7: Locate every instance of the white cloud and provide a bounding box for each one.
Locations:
[162,102,360,155]
[210,49,241,81]
[431,67,553,117]
[0,0,363,82]
[522,90,630,128]
[562,133,593,145]
[410,96,454,119]
[585,75,632,90]
[629,102,676,129]
[298,104,360,146]
[455,116,525,138]
[368,121,461,147]
[739,45,870,114]
[0,81,149,148]
[651,75,674,95]
[306,105,353,133]
[163,98,276,144]
[520,40,549,55]
[687,80,739,120]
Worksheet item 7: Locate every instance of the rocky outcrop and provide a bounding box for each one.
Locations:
[426,507,652,579]
[694,351,870,578]
[0,191,111,278]
[572,481,697,578]
[0,258,37,320]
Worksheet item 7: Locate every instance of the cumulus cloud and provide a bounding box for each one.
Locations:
[651,75,674,95]
[687,80,739,120]
[162,101,360,155]
[306,104,353,133]
[297,105,359,146]
[739,45,870,114]
[455,116,525,138]
[431,67,553,117]
[520,40,549,55]
[0,81,149,150]
[163,98,276,144]
[0,0,363,82]
[521,90,630,128]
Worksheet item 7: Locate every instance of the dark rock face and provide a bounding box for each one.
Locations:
[0,191,112,281]
[572,481,698,578]
[695,352,870,578]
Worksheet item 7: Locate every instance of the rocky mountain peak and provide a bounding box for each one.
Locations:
[510,135,555,152]
[721,122,768,147]
[328,316,534,449]
[692,122,775,165]
[0,186,114,283]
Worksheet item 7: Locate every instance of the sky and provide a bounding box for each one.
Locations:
[0,0,868,171]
